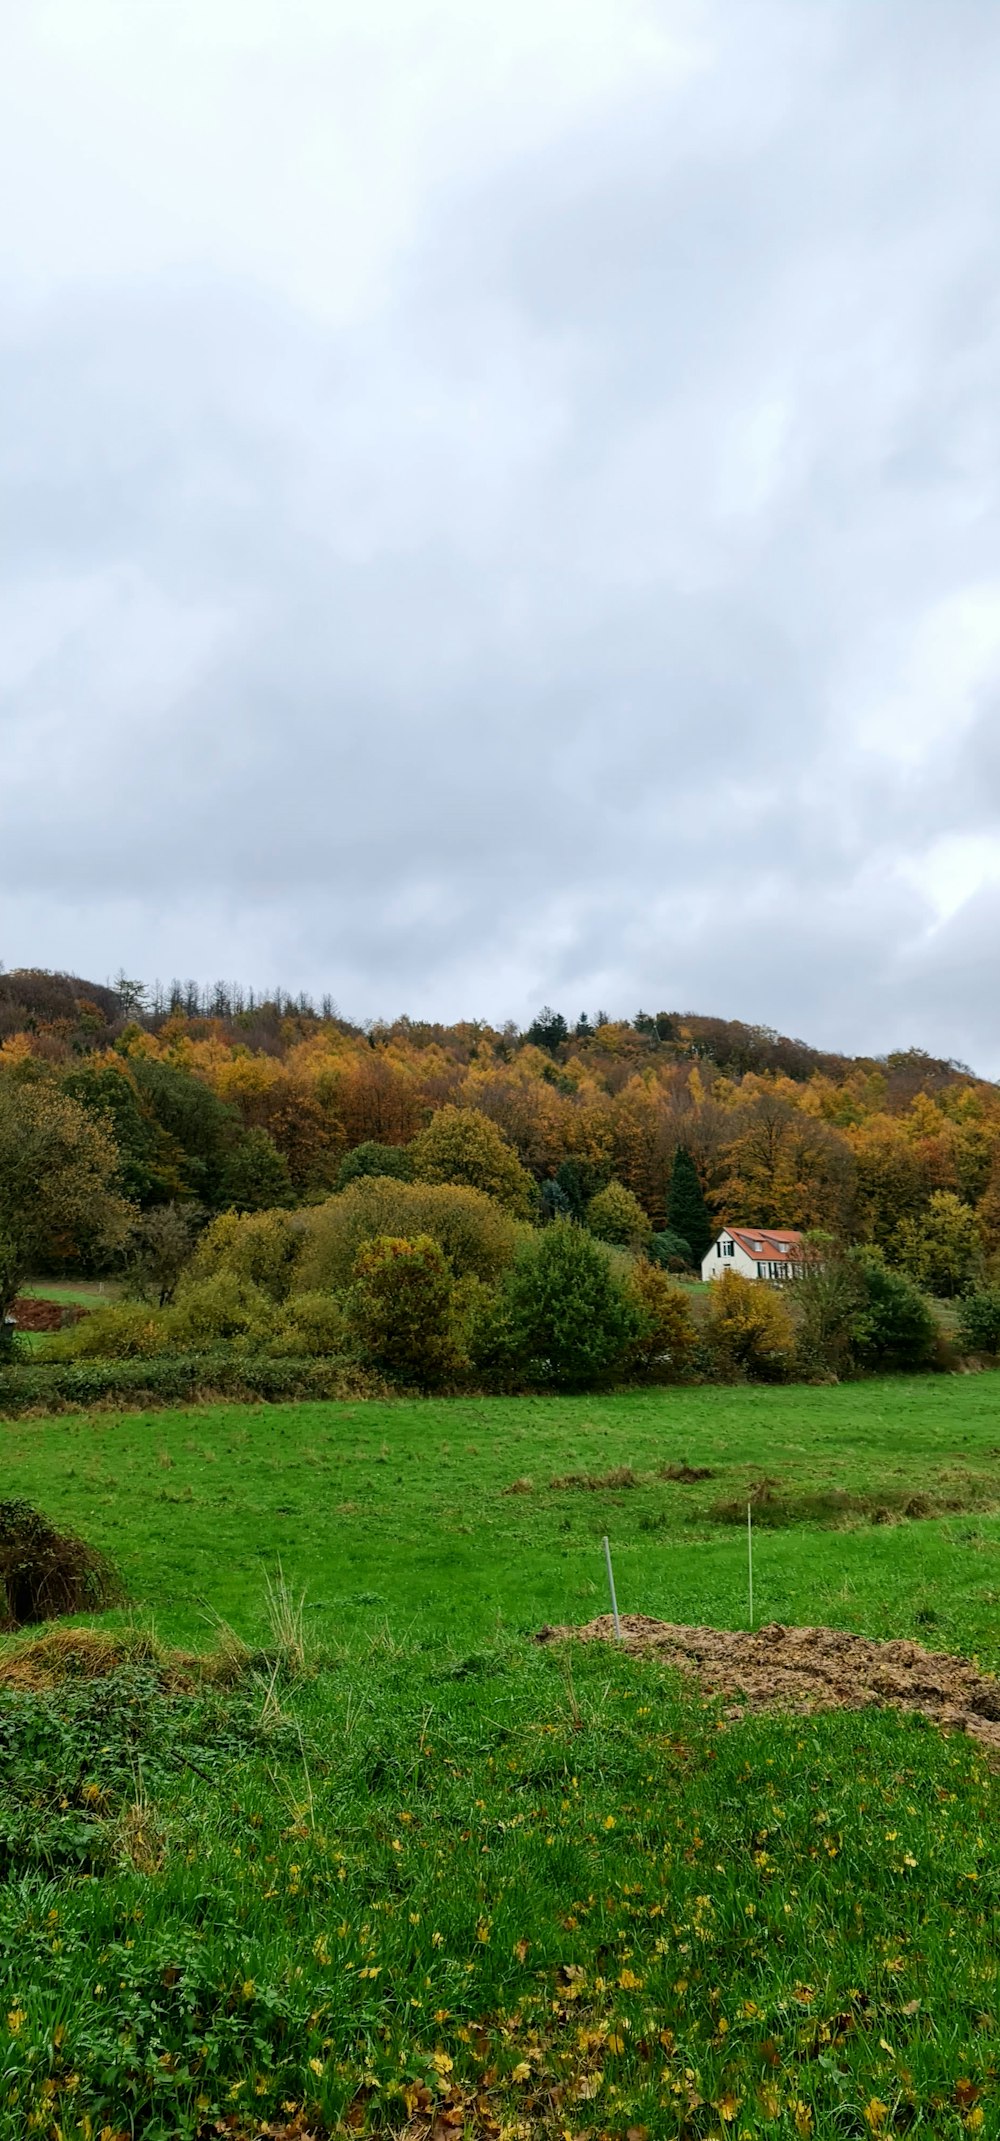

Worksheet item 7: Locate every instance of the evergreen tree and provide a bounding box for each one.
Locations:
[667,1147,712,1262]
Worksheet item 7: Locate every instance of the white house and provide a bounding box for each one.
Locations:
[702,1227,806,1283]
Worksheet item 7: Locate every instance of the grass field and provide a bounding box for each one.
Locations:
[2,1380,1000,2138]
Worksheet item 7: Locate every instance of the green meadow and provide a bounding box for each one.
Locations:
[2,1379,1000,2138]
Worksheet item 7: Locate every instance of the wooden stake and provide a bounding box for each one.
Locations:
[602,1534,622,1641]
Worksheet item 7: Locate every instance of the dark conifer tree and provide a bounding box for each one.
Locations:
[667,1146,713,1262]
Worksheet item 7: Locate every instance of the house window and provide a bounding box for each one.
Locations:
[724,1239,735,1257]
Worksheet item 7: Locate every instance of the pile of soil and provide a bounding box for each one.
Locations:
[536,1614,1000,1752]
[11,1296,88,1332]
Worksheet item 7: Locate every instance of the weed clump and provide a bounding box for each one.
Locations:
[0,1499,123,1629]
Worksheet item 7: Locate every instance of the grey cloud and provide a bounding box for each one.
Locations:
[2,1,1000,1062]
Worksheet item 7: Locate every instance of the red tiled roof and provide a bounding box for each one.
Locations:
[726,1227,805,1262]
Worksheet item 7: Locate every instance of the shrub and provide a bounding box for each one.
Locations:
[335,1141,414,1192]
[164,1272,278,1351]
[409,1107,535,1216]
[298,1177,520,1291]
[586,1179,652,1248]
[847,1249,936,1371]
[956,1285,1000,1356]
[347,1234,461,1390]
[0,1499,123,1627]
[647,1228,694,1271]
[0,1355,385,1415]
[478,1222,638,1391]
[702,1270,796,1382]
[625,1261,698,1379]
[43,1302,169,1361]
[270,1291,348,1358]
[186,1208,303,1302]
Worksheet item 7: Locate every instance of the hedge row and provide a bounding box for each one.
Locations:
[0,1352,386,1415]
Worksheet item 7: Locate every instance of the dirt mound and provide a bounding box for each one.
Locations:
[536,1614,1000,1752]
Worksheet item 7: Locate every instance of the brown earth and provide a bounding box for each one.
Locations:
[11,1296,89,1331]
[536,1613,1000,1753]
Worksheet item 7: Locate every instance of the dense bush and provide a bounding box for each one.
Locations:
[647,1228,694,1271]
[625,1261,697,1379]
[187,1208,303,1302]
[847,1249,936,1371]
[0,1354,383,1415]
[335,1141,414,1192]
[956,1285,1000,1357]
[298,1177,520,1290]
[586,1179,652,1247]
[702,1271,796,1382]
[271,1290,348,1358]
[347,1235,460,1389]
[409,1107,535,1216]
[165,1273,279,1351]
[44,1302,168,1361]
[477,1222,638,1391]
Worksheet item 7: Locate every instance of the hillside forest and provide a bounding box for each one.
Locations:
[3,969,997,1251]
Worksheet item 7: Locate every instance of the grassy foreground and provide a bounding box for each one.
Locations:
[1,1381,1000,2138]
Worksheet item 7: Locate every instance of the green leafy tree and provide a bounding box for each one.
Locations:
[892,1190,982,1298]
[123,1203,200,1305]
[554,1157,611,1221]
[480,1222,638,1390]
[130,1058,242,1205]
[0,1077,134,1315]
[217,1130,295,1212]
[409,1107,535,1216]
[347,1234,460,1389]
[794,1248,868,1379]
[335,1141,414,1192]
[846,1249,936,1371]
[957,1286,1000,1356]
[586,1178,653,1247]
[667,1147,713,1263]
[61,1063,181,1205]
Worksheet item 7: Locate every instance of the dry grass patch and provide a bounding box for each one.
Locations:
[549,1465,641,1491]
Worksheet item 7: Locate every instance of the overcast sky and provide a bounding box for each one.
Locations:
[3,1,1000,1066]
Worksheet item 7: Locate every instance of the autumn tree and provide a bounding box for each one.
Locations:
[625,1261,697,1380]
[702,1270,796,1382]
[410,1107,535,1215]
[586,1179,652,1247]
[347,1234,460,1389]
[0,1077,134,1315]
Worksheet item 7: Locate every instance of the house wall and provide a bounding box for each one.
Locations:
[702,1233,761,1282]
